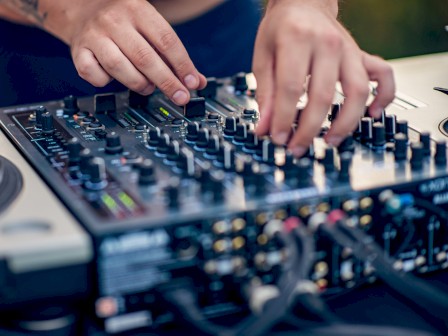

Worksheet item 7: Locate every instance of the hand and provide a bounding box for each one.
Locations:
[253,0,395,157]
[45,0,206,105]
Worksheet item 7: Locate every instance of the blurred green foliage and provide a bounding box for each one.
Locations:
[339,0,448,59]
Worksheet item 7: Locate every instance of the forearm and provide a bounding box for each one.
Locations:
[266,0,338,18]
[0,0,92,44]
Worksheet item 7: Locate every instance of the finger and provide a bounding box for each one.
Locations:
[91,38,155,95]
[72,47,113,87]
[363,53,396,119]
[289,39,341,156]
[271,39,311,145]
[253,32,275,137]
[112,30,190,105]
[136,5,203,90]
[198,74,208,90]
[325,55,369,146]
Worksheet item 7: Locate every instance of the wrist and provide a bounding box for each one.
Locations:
[266,0,338,18]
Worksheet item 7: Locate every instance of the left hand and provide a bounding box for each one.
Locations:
[253,0,395,157]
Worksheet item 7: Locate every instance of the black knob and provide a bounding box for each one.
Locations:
[224,117,238,137]
[177,148,196,177]
[195,129,210,149]
[138,159,155,185]
[338,134,355,153]
[435,141,447,166]
[244,131,259,152]
[129,90,149,108]
[394,133,408,161]
[372,122,386,149]
[385,114,396,142]
[206,135,220,156]
[234,72,248,92]
[259,139,276,165]
[63,95,79,115]
[242,108,256,119]
[156,133,171,156]
[197,77,218,98]
[166,141,181,163]
[419,132,431,156]
[41,112,55,136]
[338,152,352,182]
[216,143,235,170]
[233,124,248,143]
[322,147,335,171]
[396,120,408,139]
[360,117,373,145]
[148,127,162,147]
[410,142,424,170]
[165,179,180,208]
[68,138,81,166]
[79,149,93,176]
[86,157,107,190]
[35,106,46,129]
[105,132,123,154]
[186,122,200,142]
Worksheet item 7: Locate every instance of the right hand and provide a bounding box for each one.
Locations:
[49,0,206,104]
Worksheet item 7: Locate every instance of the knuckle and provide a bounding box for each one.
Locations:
[288,23,314,39]
[346,80,370,99]
[321,31,343,51]
[158,77,179,94]
[279,80,303,97]
[158,31,178,53]
[102,55,123,72]
[313,90,334,106]
[76,59,94,81]
[129,78,150,93]
[134,47,154,68]
[174,58,192,75]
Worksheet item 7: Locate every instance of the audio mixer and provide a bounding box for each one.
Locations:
[1,59,448,334]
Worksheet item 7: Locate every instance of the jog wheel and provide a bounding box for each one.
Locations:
[0,156,23,214]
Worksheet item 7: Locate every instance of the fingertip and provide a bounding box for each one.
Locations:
[198,74,208,90]
[172,90,190,106]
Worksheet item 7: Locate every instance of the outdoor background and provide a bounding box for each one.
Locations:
[339,0,448,59]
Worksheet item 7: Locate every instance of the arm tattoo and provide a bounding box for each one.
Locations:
[0,0,47,24]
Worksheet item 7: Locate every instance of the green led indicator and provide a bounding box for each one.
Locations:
[118,192,136,210]
[101,194,118,210]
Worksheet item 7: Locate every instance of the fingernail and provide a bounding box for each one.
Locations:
[291,146,306,157]
[142,85,155,96]
[184,74,198,89]
[326,135,344,146]
[369,105,382,118]
[172,90,188,105]
[273,132,289,144]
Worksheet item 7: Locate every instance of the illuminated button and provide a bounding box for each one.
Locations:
[360,197,373,211]
[359,215,372,227]
[232,237,246,250]
[232,218,246,232]
[257,234,268,245]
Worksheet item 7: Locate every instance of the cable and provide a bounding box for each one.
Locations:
[319,209,448,332]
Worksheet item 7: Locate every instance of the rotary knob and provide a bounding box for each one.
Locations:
[360,117,372,145]
[372,122,386,149]
[234,72,248,92]
[35,106,46,130]
[63,95,79,115]
[138,159,156,185]
[410,142,424,170]
[224,117,238,137]
[186,122,200,142]
[435,141,447,166]
[206,135,220,157]
[233,124,248,144]
[67,138,81,166]
[338,152,352,182]
[79,148,93,176]
[394,133,408,161]
[105,132,123,154]
[385,114,396,142]
[396,120,408,139]
[41,112,55,136]
[85,157,108,190]
[419,132,431,157]
[148,127,162,147]
[322,147,335,172]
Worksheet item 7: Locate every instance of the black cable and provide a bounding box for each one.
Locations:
[321,210,448,331]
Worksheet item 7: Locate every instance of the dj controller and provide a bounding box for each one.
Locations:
[1,54,448,335]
